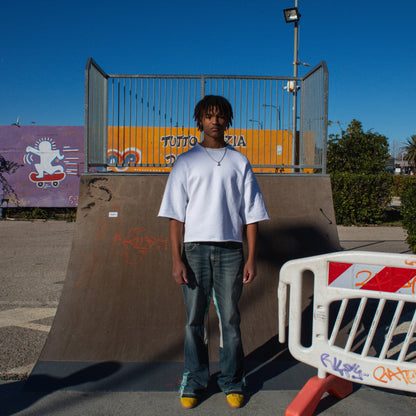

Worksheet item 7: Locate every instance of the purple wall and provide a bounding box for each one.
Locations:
[0,126,84,207]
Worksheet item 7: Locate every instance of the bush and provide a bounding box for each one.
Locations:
[327,120,390,175]
[331,173,393,225]
[399,177,416,253]
[0,207,77,221]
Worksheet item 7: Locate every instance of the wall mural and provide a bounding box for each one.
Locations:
[25,138,66,188]
[0,126,84,208]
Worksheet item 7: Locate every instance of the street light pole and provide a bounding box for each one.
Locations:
[262,104,281,130]
[292,0,299,171]
[292,0,299,79]
[249,119,263,130]
[283,2,301,171]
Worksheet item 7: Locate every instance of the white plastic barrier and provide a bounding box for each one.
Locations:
[278,251,416,394]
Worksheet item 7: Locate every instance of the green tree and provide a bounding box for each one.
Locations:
[403,134,416,167]
[327,119,390,174]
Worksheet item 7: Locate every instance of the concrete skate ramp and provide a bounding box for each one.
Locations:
[26,174,340,392]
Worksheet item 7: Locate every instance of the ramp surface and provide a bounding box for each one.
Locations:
[26,174,340,392]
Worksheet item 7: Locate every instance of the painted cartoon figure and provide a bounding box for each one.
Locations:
[26,139,65,178]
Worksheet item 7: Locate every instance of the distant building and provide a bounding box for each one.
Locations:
[394,159,414,175]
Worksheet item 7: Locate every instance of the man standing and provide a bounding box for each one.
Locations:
[158,95,269,409]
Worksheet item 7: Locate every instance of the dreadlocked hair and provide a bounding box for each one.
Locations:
[193,95,233,130]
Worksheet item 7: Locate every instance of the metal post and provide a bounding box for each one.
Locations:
[84,59,91,173]
[291,0,299,171]
[200,76,205,143]
[322,64,329,174]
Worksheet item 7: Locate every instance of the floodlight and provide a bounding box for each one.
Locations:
[283,7,301,23]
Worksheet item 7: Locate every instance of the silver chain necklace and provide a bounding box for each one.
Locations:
[202,145,228,166]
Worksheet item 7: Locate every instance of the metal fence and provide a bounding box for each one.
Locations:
[85,58,328,174]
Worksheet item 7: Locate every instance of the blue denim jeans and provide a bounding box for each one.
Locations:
[180,242,245,397]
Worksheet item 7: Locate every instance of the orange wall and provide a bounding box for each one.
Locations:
[107,127,293,173]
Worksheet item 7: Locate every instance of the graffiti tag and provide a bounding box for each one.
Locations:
[113,227,168,265]
[373,366,416,385]
[320,353,369,381]
[401,276,416,293]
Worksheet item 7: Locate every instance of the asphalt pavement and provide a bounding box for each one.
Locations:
[0,220,415,415]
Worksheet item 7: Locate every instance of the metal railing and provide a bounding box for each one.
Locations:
[85,58,328,174]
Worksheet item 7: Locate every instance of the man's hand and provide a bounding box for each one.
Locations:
[243,222,258,284]
[172,259,188,285]
[169,219,187,285]
[243,258,257,284]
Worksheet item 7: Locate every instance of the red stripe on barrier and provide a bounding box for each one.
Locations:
[328,262,353,285]
[360,267,416,293]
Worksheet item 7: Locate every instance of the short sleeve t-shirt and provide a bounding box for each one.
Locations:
[158,144,269,243]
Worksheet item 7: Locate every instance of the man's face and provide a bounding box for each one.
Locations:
[200,107,227,140]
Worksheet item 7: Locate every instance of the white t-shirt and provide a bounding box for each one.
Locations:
[158,144,269,243]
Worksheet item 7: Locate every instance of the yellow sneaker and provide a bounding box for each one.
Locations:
[226,393,244,408]
[180,396,198,409]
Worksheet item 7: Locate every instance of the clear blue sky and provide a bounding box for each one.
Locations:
[1,0,415,155]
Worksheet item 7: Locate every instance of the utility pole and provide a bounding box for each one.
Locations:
[284,1,301,172]
[291,0,299,171]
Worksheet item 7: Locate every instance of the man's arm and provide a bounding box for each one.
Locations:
[243,222,258,284]
[169,219,188,284]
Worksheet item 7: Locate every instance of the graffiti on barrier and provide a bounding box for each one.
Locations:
[401,276,416,293]
[373,366,416,386]
[321,353,369,381]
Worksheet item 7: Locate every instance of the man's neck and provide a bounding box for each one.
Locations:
[201,136,227,149]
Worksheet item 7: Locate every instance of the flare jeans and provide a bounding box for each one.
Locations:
[180,241,245,397]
